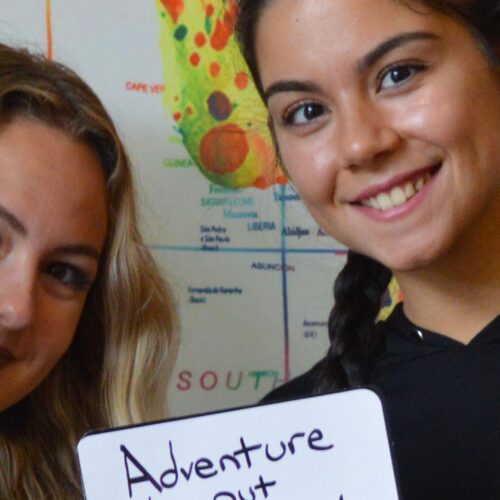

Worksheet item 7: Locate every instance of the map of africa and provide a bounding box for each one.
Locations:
[0,0,398,416]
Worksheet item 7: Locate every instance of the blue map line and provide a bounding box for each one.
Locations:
[148,215,347,385]
[279,185,291,382]
[149,245,346,254]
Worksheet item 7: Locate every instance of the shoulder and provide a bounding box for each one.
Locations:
[261,360,324,404]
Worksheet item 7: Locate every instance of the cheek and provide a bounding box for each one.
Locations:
[278,135,339,204]
[0,303,84,412]
[397,66,498,150]
[404,79,500,192]
[396,85,460,145]
[34,301,84,368]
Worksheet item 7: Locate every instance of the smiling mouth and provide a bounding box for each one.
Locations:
[359,165,440,211]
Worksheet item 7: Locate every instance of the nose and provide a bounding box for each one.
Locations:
[337,97,401,169]
[0,265,36,332]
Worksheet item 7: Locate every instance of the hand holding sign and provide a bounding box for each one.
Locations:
[78,389,400,499]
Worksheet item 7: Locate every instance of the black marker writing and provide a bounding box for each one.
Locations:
[233,437,262,468]
[254,475,277,497]
[213,475,277,500]
[121,445,162,498]
[120,427,334,497]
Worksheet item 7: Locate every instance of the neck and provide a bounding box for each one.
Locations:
[394,201,500,344]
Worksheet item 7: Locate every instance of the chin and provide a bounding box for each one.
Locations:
[370,238,448,273]
[383,254,436,273]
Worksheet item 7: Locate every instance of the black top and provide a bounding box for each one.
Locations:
[263,305,500,500]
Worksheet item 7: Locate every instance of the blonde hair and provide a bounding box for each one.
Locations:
[0,43,179,499]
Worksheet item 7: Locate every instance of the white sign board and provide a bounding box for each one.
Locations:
[78,388,400,499]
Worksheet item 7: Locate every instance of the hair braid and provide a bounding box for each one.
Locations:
[315,251,392,393]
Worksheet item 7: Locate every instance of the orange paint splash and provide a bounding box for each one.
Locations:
[247,133,285,188]
[46,0,53,60]
[210,1,238,51]
[206,4,215,17]
[253,173,288,189]
[210,61,221,77]
[190,52,201,67]
[161,0,184,24]
[200,124,249,175]
[235,72,249,90]
[195,32,207,48]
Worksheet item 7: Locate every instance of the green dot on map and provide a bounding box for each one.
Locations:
[174,25,188,41]
[205,17,212,35]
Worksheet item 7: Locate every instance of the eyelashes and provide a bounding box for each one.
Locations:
[282,102,328,126]
[45,262,93,291]
[0,227,96,297]
[377,61,427,91]
[279,61,428,128]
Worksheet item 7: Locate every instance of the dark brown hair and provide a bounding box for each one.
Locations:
[235,0,500,392]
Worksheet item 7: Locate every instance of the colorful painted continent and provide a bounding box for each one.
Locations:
[156,0,286,189]
[378,277,404,321]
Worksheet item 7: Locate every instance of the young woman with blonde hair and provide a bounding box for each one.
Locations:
[0,43,178,499]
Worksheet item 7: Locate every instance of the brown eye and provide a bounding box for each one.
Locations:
[389,67,412,83]
[378,63,426,91]
[46,262,92,291]
[285,102,326,125]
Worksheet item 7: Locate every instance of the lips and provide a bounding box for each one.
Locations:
[352,165,440,212]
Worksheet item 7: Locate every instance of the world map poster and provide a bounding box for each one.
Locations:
[0,1,397,416]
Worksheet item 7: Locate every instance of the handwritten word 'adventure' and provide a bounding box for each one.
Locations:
[121,427,335,498]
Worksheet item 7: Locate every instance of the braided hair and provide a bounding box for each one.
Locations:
[315,252,391,392]
[235,0,500,391]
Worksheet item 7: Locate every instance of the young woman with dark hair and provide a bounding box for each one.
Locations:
[235,1,499,498]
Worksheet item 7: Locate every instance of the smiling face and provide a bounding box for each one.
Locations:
[256,0,500,271]
[0,117,108,412]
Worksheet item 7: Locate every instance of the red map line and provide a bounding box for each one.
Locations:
[46,0,53,60]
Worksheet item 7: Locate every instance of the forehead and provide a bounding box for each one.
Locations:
[0,117,108,247]
[256,0,436,38]
[255,0,450,83]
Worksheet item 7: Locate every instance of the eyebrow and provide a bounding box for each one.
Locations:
[357,30,440,72]
[0,203,100,260]
[55,244,101,261]
[264,80,322,103]
[263,31,440,102]
[0,204,27,235]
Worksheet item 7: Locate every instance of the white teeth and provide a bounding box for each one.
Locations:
[376,193,394,210]
[404,182,416,198]
[390,186,407,207]
[360,172,431,211]
[362,197,380,209]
